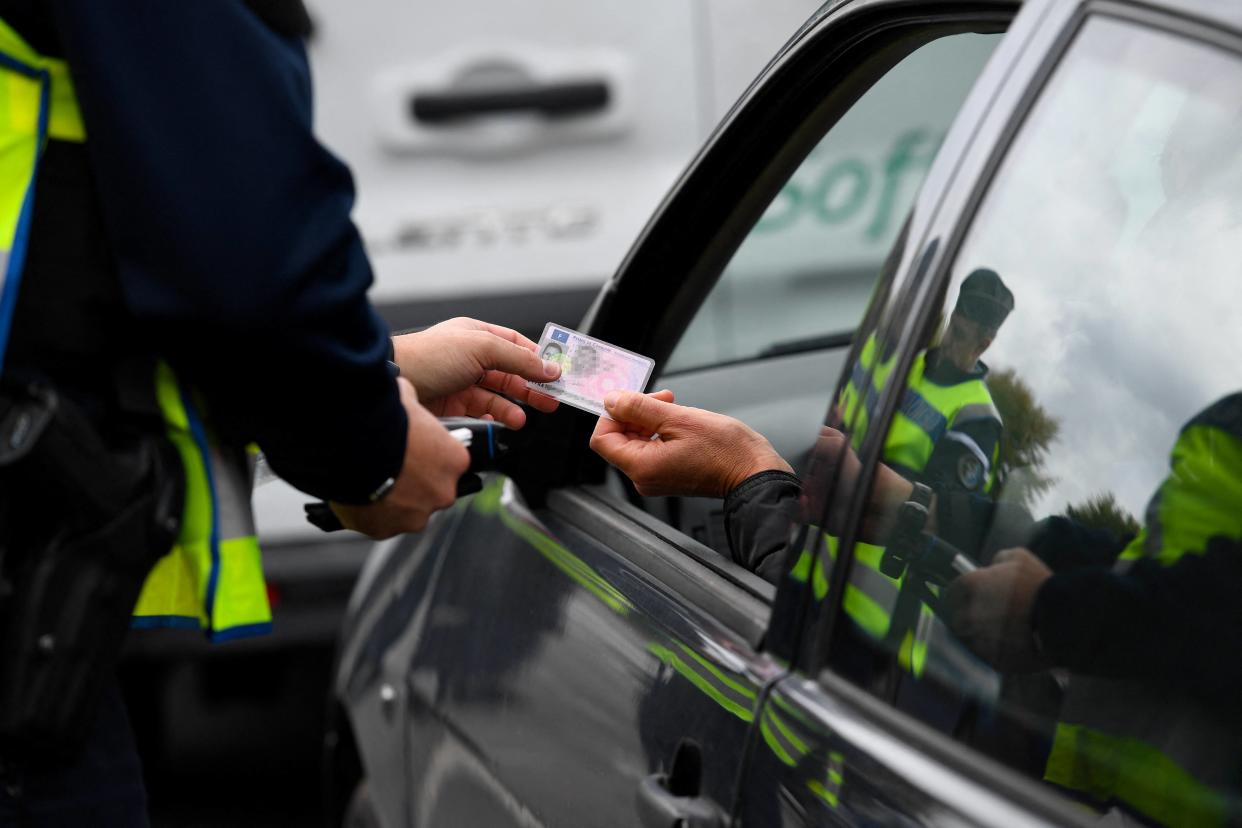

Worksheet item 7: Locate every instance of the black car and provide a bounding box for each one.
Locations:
[326,0,1242,824]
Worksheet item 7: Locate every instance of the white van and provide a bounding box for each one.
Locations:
[307,0,825,338]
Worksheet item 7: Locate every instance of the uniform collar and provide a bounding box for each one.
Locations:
[923,347,989,385]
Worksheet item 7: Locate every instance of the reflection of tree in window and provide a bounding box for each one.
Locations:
[1064,492,1141,540]
[986,367,1060,507]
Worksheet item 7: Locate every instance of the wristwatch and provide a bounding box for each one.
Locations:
[908,481,933,512]
[366,476,397,503]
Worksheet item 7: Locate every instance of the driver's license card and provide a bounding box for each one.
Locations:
[528,323,654,418]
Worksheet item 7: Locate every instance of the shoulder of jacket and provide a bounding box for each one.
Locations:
[242,0,314,39]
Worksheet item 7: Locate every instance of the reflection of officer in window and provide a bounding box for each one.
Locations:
[910,268,1015,495]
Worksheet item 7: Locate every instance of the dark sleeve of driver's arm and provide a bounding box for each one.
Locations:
[724,471,803,584]
[50,1,404,502]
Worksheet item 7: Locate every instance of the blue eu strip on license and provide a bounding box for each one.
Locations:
[529,322,655,418]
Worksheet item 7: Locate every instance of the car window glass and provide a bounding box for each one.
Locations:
[664,33,1000,374]
[823,18,1242,825]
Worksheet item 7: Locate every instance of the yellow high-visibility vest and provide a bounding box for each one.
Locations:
[840,334,1000,487]
[0,19,270,641]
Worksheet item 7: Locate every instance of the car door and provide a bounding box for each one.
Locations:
[336,2,1016,826]
[402,4,1016,826]
[742,0,1242,824]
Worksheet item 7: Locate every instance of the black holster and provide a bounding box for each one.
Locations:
[0,382,184,760]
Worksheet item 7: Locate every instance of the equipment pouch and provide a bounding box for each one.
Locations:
[0,383,183,759]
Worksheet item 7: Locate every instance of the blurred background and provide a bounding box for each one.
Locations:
[119,1,823,824]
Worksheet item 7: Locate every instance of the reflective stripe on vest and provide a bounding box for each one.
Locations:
[840,335,895,453]
[815,528,997,693]
[131,362,271,641]
[0,21,270,641]
[0,19,84,374]
[1044,408,1242,826]
[879,352,1000,486]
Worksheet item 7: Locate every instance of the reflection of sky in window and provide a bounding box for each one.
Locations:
[947,19,1242,520]
[666,33,1000,373]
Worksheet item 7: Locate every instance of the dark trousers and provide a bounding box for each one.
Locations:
[0,678,148,828]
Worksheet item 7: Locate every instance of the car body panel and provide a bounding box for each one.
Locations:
[338,478,781,826]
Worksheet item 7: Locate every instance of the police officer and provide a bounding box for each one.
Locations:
[839,267,1015,497]
[0,2,558,824]
[823,267,1013,677]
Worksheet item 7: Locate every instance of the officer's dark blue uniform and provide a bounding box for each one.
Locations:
[0,2,408,824]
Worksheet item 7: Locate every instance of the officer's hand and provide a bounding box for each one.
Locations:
[330,378,470,539]
[590,391,792,499]
[392,318,560,429]
[943,547,1052,672]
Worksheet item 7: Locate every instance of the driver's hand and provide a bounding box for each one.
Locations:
[590,390,792,499]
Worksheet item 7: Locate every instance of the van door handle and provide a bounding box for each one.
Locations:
[409,80,609,124]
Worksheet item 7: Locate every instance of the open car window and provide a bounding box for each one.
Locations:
[823,15,1242,825]
[665,32,1000,375]
[628,25,1003,565]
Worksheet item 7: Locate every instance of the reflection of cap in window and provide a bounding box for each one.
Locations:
[955,268,1014,331]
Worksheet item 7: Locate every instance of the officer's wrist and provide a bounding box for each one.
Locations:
[322,388,409,505]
